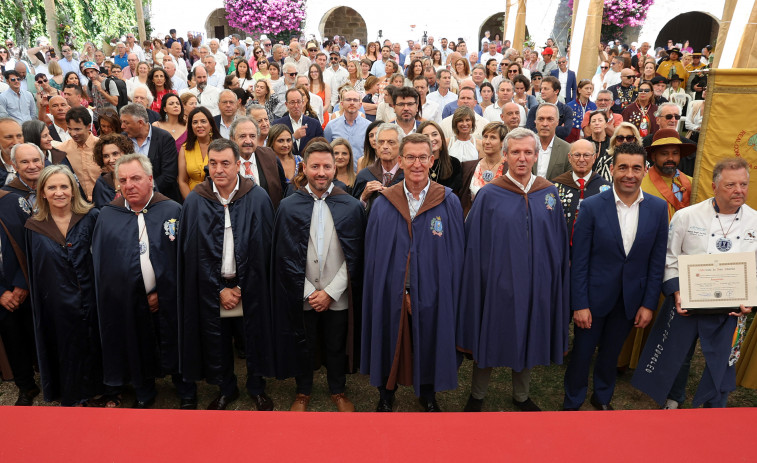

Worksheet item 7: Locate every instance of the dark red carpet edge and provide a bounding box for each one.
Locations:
[1,407,754,462]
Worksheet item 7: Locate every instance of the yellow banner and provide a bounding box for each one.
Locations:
[692,69,757,208]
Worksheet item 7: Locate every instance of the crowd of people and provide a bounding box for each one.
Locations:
[0,27,755,413]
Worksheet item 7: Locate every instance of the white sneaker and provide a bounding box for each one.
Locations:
[663,399,679,409]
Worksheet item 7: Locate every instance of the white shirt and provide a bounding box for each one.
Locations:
[189,85,221,116]
[613,186,644,255]
[505,171,536,193]
[218,116,236,139]
[427,89,457,108]
[240,153,260,184]
[479,52,503,64]
[125,194,157,293]
[171,56,188,80]
[572,171,592,184]
[213,176,241,278]
[52,122,72,143]
[404,179,431,221]
[422,100,441,124]
[558,70,568,101]
[323,66,349,107]
[290,114,304,150]
[537,136,555,178]
[603,69,621,89]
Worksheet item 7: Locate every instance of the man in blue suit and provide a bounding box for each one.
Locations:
[272,88,323,158]
[563,142,668,410]
[550,57,577,104]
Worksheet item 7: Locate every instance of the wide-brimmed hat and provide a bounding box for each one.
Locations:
[669,74,683,82]
[645,128,697,161]
[669,47,681,57]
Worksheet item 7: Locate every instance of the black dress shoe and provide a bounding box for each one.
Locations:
[251,392,274,411]
[179,397,198,410]
[590,393,614,410]
[376,397,394,412]
[464,394,483,412]
[512,397,542,412]
[419,395,442,412]
[134,397,156,409]
[15,386,40,406]
[208,389,239,410]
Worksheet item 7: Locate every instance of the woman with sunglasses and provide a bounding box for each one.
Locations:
[252,59,271,81]
[249,46,265,75]
[591,61,610,100]
[347,41,361,61]
[527,71,543,99]
[621,81,658,138]
[607,123,643,179]
[584,110,612,182]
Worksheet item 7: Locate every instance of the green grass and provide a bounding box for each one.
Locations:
[3,343,757,410]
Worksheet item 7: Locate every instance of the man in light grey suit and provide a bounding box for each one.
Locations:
[532,103,571,180]
[271,140,366,413]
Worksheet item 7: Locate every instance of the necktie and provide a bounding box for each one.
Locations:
[244,161,253,178]
[383,172,393,186]
[571,178,586,246]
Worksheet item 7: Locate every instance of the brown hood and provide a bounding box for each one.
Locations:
[490,175,553,196]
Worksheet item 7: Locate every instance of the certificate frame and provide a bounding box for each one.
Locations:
[679,252,757,313]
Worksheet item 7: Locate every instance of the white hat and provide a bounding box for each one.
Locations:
[245,37,253,45]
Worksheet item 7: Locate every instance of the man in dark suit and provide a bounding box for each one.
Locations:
[525,77,573,140]
[230,117,288,210]
[46,95,70,143]
[272,88,323,158]
[119,103,180,202]
[550,57,577,103]
[352,124,404,212]
[531,103,571,180]
[563,142,669,410]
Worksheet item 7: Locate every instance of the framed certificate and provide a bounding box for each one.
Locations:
[679,252,757,313]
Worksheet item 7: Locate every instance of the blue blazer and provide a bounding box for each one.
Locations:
[272,114,324,158]
[570,189,668,319]
[550,69,578,105]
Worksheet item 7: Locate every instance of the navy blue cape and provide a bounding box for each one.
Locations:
[457,176,570,370]
[25,208,103,404]
[361,181,463,395]
[271,186,365,379]
[178,175,275,383]
[93,193,181,387]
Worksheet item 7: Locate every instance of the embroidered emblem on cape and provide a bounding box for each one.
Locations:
[430,216,443,237]
[599,185,611,193]
[18,197,30,214]
[163,218,178,241]
[545,193,556,211]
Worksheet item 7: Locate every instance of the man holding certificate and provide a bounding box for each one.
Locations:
[633,158,756,408]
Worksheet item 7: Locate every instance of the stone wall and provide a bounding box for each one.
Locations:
[321,7,367,46]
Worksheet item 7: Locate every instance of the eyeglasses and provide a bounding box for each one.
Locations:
[664,114,682,120]
[622,75,634,79]
[343,98,360,103]
[638,89,651,93]
[395,102,416,108]
[402,155,431,164]
[615,135,637,143]
[571,153,595,159]
[507,69,518,74]
[287,100,303,105]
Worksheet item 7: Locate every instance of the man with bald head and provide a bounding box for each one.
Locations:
[163,61,187,92]
[46,95,71,143]
[169,41,188,80]
[501,102,522,131]
[608,68,638,114]
[552,139,611,238]
[204,56,224,89]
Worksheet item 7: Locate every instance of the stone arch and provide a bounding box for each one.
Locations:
[479,12,506,49]
[654,12,720,52]
[204,8,247,40]
[319,7,368,47]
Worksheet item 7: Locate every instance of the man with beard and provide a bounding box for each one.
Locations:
[178,138,276,410]
[230,117,287,210]
[640,129,696,220]
[271,140,365,412]
[641,103,696,176]
[186,66,220,116]
[393,87,420,136]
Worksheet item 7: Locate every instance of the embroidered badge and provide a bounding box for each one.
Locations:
[163,218,178,241]
[430,216,443,237]
[139,242,148,255]
[715,237,732,252]
[599,185,611,193]
[17,197,30,214]
[745,229,756,241]
[545,193,556,211]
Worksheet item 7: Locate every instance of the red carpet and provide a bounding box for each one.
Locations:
[1,407,755,461]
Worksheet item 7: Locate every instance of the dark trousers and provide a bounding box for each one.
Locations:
[134,374,198,402]
[0,305,37,391]
[564,298,634,409]
[218,317,239,397]
[376,313,435,400]
[295,309,348,395]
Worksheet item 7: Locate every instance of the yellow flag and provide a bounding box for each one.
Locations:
[692,69,757,208]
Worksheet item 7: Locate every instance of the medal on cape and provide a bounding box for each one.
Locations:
[715,236,732,252]
[482,170,494,182]
[430,171,437,179]
[139,241,148,255]
[639,116,649,137]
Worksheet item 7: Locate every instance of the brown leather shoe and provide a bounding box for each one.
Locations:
[331,393,355,412]
[290,393,310,411]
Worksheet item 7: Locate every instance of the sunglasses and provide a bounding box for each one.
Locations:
[307,49,316,52]
[37,78,48,83]
[600,66,609,69]
[287,72,297,76]
[7,77,19,82]
[638,89,651,93]
[664,114,682,120]
[615,135,636,143]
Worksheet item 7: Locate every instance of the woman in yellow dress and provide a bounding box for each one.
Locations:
[177,107,221,198]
